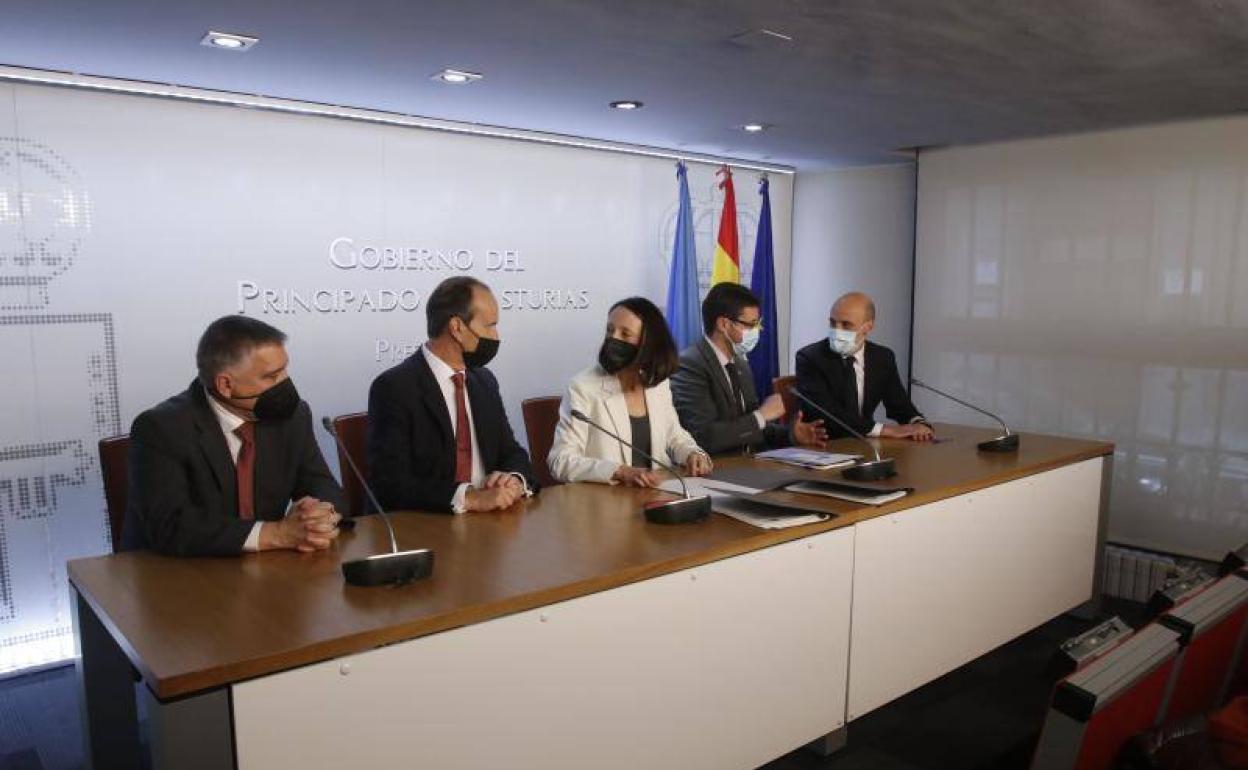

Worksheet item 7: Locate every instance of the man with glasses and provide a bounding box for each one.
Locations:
[795,291,933,442]
[671,283,827,455]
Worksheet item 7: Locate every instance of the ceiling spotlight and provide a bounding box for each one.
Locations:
[432,69,483,85]
[201,31,259,51]
[610,100,644,111]
[740,123,770,133]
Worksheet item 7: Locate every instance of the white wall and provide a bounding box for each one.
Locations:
[914,116,1248,560]
[0,79,793,672]
[789,164,916,377]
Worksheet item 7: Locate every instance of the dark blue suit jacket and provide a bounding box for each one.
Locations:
[366,350,537,512]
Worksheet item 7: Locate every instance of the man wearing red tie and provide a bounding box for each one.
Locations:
[367,276,538,514]
[122,316,344,556]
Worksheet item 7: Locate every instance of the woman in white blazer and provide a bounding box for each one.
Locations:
[549,296,713,486]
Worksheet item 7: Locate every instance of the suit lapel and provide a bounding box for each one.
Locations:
[466,369,496,466]
[697,339,735,410]
[190,385,237,514]
[253,419,282,517]
[599,375,631,466]
[861,343,881,415]
[412,353,455,449]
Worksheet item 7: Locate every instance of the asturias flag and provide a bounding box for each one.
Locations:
[747,175,779,398]
[665,162,701,351]
[710,165,740,285]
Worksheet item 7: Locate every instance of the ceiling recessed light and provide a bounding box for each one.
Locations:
[201,31,259,51]
[610,100,644,111]
[740,123,770,133]
[432,69,483,85]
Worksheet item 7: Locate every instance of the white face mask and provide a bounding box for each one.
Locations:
[828,327,859,357]
[733,326,761,356]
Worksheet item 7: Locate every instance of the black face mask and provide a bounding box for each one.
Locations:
[598,337,639,374]
[457,320,500,369]
[224,377,301,422]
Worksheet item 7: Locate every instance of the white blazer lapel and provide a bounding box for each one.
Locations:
[599,374,631,466]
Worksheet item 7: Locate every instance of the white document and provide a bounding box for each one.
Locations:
[656,478,831,530]
[710,496,831,529]
[657,477,765,496]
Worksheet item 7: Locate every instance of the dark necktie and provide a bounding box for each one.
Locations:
[451,372,473,484]
[843,356,860,418]
[724,361,747,417]
[234,422,255,520]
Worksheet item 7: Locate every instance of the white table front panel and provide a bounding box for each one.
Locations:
[233,526,855,770]
[846,457,1103,719]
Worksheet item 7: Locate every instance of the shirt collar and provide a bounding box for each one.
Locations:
[704,335,732,367]
[422,344,462,381]
[204,385,247,434]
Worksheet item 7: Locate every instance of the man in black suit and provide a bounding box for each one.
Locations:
[671,283,827,454]
[122,316,345,557]
[795,291,933,442]
[368,276,537,513]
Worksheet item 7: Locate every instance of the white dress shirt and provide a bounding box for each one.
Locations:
[704,336,766,429]
[421,345,530,513]
[205,392,264,551]
[843,345,884,438]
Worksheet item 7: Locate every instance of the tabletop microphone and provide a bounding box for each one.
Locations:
[909,378,1019,452]
[320,416,434,586]
[569,409,711,524]
[789,388,897,481]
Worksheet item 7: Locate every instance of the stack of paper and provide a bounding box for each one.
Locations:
[656,478,832,530]
[785,481,909,506]
[755,447,859,470]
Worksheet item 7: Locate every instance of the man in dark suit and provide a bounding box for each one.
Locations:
[122,316,345,557]
[671,283,827,455]
[795,291,933,442]
[368,276,537,513]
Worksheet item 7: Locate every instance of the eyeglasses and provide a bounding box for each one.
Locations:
[729,317,761,331]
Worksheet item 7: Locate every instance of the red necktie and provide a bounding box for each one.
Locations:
[451,372,473,484]
[234,422,256,520]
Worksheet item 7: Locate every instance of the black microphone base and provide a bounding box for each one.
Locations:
[977,434,1020,453]
[342,548,435,586]
[842,457,897,481]
[643,495,711,525]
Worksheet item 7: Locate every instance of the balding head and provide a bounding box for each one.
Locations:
[831,292,876,324]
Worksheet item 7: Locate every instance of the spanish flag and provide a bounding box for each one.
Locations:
[710,165,739,285]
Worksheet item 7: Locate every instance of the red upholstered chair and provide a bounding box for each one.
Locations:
[772,375,798,424]
[1158,573,1248,722]
[521,396,562,489]
[97,435,130,553]
[330,413,370,516]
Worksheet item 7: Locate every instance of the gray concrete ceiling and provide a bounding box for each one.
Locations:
[3,0,1247,169]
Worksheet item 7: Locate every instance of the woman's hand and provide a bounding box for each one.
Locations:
[684,452,713,477]
[612,465,662,487]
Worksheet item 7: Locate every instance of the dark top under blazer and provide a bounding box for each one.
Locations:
[366,350,538,513]
[120,380,344,557]
[794,339,924,439]
[669,339,791,455]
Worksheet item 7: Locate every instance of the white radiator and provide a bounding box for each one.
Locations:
[1103,546,1176,602]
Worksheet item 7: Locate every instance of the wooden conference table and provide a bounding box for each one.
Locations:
[70,424,1113,770]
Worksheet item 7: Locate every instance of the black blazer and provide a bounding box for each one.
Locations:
[120,380,344,557]
[670,339,790,455]
[367,349,537,513]
[794,339,924,439]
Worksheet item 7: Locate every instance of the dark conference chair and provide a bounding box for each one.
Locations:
[521,396,562,489]
[772,375,797,424]
[97,435,130,553]
[330,412,369,516]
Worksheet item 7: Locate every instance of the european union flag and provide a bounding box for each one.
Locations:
[747,176,779,397]
[665,162,700,350]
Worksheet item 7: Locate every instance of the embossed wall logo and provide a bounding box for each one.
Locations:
[0,139,117,643]
[0,138,91,310]
[659,179,759,296]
